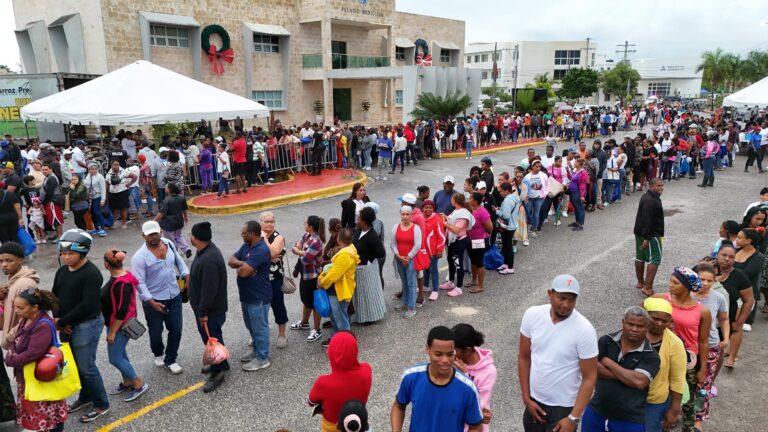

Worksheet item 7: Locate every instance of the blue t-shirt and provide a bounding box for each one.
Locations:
[395,364,483,432]
[233,240,272,305]
[433,189,455,216]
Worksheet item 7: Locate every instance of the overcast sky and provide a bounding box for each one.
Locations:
[1,0,767,71]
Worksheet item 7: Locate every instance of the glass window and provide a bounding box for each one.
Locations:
[554,49,580,65]
[647,82,671,97]
[252,90,283,109]
[150,25,189,48]
[482,71,488,80]
[553,69,568,80]
[253,34,280,53]
[395,46,405,61]
[395,90,403,106]
[474,55,480,63]
[440,49,450,63]
[466,56,471,63]
[481,54,488,62]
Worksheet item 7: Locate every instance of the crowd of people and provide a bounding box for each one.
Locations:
[0,102,766,432]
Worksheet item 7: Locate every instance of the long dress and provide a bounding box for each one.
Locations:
[351,262,386,324]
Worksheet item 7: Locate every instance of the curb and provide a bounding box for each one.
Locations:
[440,139,557,158]
[187,171,368,216]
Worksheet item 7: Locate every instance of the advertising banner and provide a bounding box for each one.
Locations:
[0,78,36,138]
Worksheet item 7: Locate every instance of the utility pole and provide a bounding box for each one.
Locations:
[583,37,595,69]
[616,41,636,105]
[512,44,519,113]
[492,42,498,114]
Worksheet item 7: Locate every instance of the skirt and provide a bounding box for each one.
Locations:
[351,262,386,324]
[109,189,130,210]
[16,381,67,431]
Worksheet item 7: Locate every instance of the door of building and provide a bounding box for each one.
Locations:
[333,88,352,122]
[332,40,347,69]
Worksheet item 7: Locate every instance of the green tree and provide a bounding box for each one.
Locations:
[411,91,473,119]
[697,48,732,92]
[737,50,768,85]
[557,68,599,102]
[600,61,640,106]
[514,89,549,114]
[526,73,556,98]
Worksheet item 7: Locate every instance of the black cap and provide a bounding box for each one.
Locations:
[337,400,368,432]
[191,222,212,242]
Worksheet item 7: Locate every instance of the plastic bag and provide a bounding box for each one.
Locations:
[483,245,504,270]
[23,321,81,402]
[16,226,36,256]
[314,288,331,318]
[202,323,230,365]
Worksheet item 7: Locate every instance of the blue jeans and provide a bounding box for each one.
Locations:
[327,295,350,335]
[363,147,372,169]
[526,197,544,231]
[582,405,644,432]
[573,129,581,143]
[644,398,670,432]
[142,294,183,365]
[70,317,109,409]
[156,187,166,212]
[241,301,270,361]
[702,156,715,178]
[193,311,230,373]
[217,176,230,196]
[605,179,619,203]
[143,186,154,214]
[465,143,473,158]
[129,187,141,213]
[424,256,440,292]
[569,190,585,225]
[106,328,137,381]
[396,259,417,309]
[90,198,106,230]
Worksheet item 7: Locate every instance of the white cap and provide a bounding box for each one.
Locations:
[62,148,73,155]
[214,136,224,143]
[551,274,580,295]
[476,181,487,189]
[158,146,169,153]
[142,221,162,236]
[399,193,417,205]
[443,175,455,184]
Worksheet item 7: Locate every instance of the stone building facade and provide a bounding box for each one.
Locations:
[13,0,481,125]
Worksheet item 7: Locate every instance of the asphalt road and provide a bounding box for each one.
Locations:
[2,128,766,432]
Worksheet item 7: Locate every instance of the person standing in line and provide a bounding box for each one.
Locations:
[188,221,230,392]
[155,183,192,259]
[452,324,496,432]
[582,307,660,432]
[229,221,273,371]
[391,206,422,318]
[391,129,407,175]
[40,163,64,241]
[260,211,289,349]
[51,229,110,423]
[390,326,484,432]
[634,179,665,297]
[85,162,108,237]
[495,182,520,275]
[518,275,598,432]
[230,131,248,193]
[421,200,446,299]
[318,228,359,348]
[105,160,136,230]
[350,207,387,324]
[290,215,326,342]
[100,249,148,402]
[214,139,230,200]
[137,154,155,217]
[132,221,188,375]
[440,194,473,297]
[642,298,686,432]
[375,131,392,181]
[150,149,169,211]
[433,176,456,216]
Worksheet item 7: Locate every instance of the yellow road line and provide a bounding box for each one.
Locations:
[96,381,204,432]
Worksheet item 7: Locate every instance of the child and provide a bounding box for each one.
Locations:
[28,197,45,244]
[215,142,230,200]
[155,183,191,258]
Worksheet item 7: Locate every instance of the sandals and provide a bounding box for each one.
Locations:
[469,287,485,294]
[640,288,655,297]
[80,408,110,423]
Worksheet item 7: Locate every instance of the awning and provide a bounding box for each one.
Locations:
[138,11,199,27]
[244,22,290,36]
[395,37,415,48]
[434,40,460,50]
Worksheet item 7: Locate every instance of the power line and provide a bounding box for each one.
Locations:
[616,40,637,63]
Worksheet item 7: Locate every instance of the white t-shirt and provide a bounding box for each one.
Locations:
[520,304,598,407]
[216,151,230,174]
[541,155,556,170]
[71,147,87,174]
[26,149,39,161]
[126,165,140,188]
[760,129,768,147]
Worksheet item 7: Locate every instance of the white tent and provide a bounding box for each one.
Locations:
[21,60,270,125]
[723,76,768,108]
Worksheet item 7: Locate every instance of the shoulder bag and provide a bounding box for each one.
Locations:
[281,254,297,294]
[110,277,146,340]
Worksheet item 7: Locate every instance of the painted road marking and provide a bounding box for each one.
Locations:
[96,381,204,432]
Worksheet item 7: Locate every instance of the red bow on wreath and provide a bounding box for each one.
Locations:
[208,45,234,75]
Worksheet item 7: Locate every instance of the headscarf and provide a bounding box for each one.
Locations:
[672,266,702,292]
[643,297,673,315]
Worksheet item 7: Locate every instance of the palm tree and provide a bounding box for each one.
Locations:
[697,48,731,92]
[526,73,556,98]
[739,50,768,85]
[410,91,473,119]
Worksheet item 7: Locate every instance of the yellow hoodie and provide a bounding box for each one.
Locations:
[318,244,360,302]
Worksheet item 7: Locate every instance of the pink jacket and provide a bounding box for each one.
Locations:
[464,348,497,432]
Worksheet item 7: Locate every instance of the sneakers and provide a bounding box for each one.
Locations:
[97,229,107,237]
[530,231,538,237]
[743,323,752,332]
[167,363,183,374]
[498,268,515,275]
[497,264,508,271]
[239,351,257,363]
[562,211,568,218]
[88,229,99,235]
[124,383,148,402]
[428,291,439,301]
[80,408,110,423]
[553,221,561,226]
[153,356,164,367]
[439,281,456,290]
[242,358,271,372]
[276,336,288,349]
[522,240,530,246]
[416,297,425,308]
[404,309,417,319]
[109,383,131,395]
[447,287,463,297]
[289,321,310,330]
[306,329,322,342]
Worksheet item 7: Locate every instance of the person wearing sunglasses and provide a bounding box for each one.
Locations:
[4,287,66,431]
[51,229,110,423]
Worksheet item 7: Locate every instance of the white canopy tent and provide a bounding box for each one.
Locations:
[21,60,270,125]
[723,75,768,108]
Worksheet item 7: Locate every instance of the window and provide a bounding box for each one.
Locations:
[253,34,279,53]
[481,54,488,62]
[482,71,488,80]
[604,92,611,102]
[553,69,568,80]
[252,90,283,109]
[395,46,406,61]
[474,55,480,63]
[440,49,450,63]
[395,90,403,106]
[150,25,189,48]
[647,82,671,97]
[494,52,501,61]
[554,49,580,66]
[466,56,471,63]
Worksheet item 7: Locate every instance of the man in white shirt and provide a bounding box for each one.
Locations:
[71,140,88,180]
[518,275,598,432]
[125,158,142,218]
[122,131,138,159]
[540,145,556,171]
[138,142,157,166]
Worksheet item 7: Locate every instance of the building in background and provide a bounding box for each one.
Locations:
[11,0,481,126]
[633,56,703,99]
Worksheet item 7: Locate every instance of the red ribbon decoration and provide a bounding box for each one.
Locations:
[208,45,234,75]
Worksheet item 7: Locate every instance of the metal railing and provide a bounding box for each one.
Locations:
[301,53,391,69]
[302,54,323,69]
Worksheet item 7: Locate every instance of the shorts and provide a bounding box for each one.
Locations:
[468,238,489,267]
[232,162,247,177]
[44,202,63,228]
[635,235,662,266]
[299,277,318,309]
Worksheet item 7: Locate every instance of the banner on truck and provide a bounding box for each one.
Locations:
[0,78,36,139]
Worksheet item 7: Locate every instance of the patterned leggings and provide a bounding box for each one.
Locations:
[695,347,720,421]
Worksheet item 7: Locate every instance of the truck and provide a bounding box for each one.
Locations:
[0,72,98,143]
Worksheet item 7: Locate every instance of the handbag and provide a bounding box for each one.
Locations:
[314,288,331,318]
[23,319,81,402]
[547,176,563,198]
[413,248,430,272]
[121,318,146,340]
[281,255,297,294]
[202,322,230,365]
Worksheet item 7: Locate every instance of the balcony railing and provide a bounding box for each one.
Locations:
[301,53,391,69]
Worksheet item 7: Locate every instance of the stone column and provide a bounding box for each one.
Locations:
[321,17,334,123]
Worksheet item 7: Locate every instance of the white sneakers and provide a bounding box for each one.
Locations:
[155,356,182,374]
[154,356,164,367]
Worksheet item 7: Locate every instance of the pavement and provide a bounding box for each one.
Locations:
[2,127,767,432]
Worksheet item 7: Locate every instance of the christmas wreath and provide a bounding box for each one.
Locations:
[201,24,234,75]
[414,38,432,67]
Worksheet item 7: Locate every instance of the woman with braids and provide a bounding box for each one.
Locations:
[3,287,67,432]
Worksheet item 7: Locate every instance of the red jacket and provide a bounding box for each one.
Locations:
[423,213,446,256]
[404,128,416,142]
